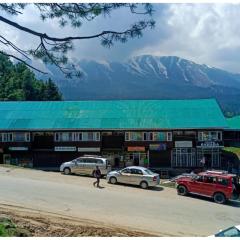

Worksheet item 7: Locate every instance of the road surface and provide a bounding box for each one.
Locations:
[0,166,239,236]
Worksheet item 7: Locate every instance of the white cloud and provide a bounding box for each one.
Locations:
[133,3,240,73]
[1,3,240,73]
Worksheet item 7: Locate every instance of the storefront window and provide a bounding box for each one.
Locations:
[55,132,100,141]
[198,131,222,141]
[0,132,30,142]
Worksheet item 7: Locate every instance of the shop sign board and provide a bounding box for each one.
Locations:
[127,146,145,152]
[54,146,76,152]
[175,141,192,148]
[149,144,166,151]
[197,141,223,148]
[78,147,100,152]
[9,147,28,151]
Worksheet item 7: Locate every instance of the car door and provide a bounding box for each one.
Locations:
[75,158,85,174]
[130,168,143,185]
[84,158,96,175]
[188,176,205,194]
[118,168,131,184]
[201,176,217,197]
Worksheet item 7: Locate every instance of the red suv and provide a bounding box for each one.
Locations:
[176,171,240,204]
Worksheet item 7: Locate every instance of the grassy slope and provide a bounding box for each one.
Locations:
[224,147,240,160]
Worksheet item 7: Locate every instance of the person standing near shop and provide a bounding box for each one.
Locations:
[93,166,102,188]
[144,157,149,168]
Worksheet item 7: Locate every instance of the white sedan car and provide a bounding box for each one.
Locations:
[211,225,240,237]
[106,166,160,189]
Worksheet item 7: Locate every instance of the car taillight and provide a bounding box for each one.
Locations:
[153,176,157,181]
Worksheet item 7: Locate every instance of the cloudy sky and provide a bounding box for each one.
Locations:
[1,3,240,73]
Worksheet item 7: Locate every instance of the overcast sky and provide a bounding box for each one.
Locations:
[1,3,240,73]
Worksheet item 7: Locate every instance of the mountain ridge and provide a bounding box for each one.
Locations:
[37,55,240,116]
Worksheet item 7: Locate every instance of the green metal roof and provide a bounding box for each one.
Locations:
[226,116,240,130]
[0,99,227,130]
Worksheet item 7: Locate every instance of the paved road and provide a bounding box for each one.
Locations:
[0,166,239,236]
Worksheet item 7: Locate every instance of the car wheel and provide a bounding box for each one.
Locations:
[213,192,226,204]
[63,167,71,175]
[140,181,148,189]
[177,185,188,196]
[109,177,117,184]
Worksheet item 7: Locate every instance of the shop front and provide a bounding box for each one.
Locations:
[196,141,223,168]
[171,141,196,168]
[149,143,171,168]
[4,146,33,167]
[125,146,147,167]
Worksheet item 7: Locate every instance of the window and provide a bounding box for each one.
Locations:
[217,178,229,186]
[196,176,204,182]
[204,176,216,184]
[167,132,172,141]
[198,131,222,141]
[121,168,131,174]
[97,159,103,164]
[0,132,30,142]
[125,132,130,141]
[143,132,153,141]
[171,148,196,167]
[216,227,240,237]
[130,169,143,175]
[54,132,100,141]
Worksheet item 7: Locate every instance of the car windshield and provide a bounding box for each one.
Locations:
[144,169,155,175]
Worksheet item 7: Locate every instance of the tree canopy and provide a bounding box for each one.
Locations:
[0,3,155,78]
[0,53,62,101]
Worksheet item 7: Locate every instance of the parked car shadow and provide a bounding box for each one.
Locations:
[110,182,164,191]
[185,194,240,208]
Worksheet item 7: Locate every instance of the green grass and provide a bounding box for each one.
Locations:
[0,218,30,237]
[224,147,240,159]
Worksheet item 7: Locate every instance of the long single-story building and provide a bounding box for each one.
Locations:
[0,99,227,170]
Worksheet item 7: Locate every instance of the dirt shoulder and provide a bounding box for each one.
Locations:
[0,204,153,237]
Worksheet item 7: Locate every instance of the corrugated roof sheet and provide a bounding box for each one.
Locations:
[0,99,227,130]
[226,116,240,130]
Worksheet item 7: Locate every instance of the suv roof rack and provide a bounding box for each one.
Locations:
[206,170,228,175]
[83,154,103,158]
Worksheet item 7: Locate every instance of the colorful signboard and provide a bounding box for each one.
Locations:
[127,146,145,152]
[78,147,101,152]
[149,144,167,151]
[54,146,76,152]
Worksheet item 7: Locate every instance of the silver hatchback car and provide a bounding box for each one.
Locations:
[106,166,160,189]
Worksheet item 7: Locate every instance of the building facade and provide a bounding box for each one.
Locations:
[0,99,227,170]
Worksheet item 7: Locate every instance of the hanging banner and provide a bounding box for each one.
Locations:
[127,146,145,152]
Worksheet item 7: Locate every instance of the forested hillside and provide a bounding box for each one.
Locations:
[0,53,62,101]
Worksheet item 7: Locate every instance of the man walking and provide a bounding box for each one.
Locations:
[93,166,101,188]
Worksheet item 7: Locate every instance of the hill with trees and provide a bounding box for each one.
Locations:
[0,53,62,101]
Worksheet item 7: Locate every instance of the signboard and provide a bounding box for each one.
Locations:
[78,147,100,152]
[127,146,145,152]
[9,147,28,151]
[149,144,166,151]
[175,141,192,148]
[197,141,223,148]
[54,146,76,152]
